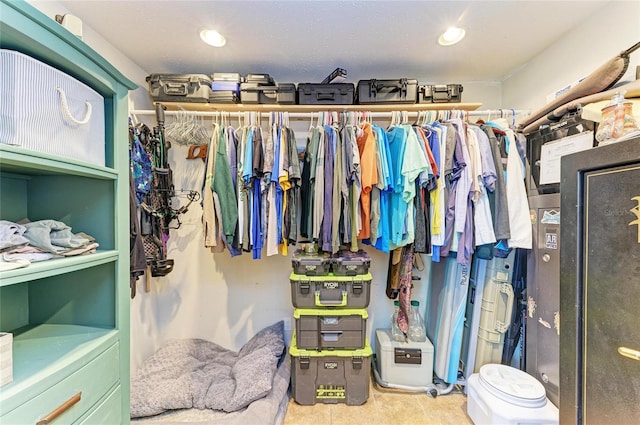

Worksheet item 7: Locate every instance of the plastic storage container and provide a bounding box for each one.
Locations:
[244,73,275,85]
[289,332,371,405]
[289,272,372,309]
[356,78,418,104]
[417,84,463,103]
[294,308,367,350]
[297,83,354,105]
[146,73,212,103]
[467,364,558,425]
[474,275,514,372]
[292,248,332,276]
[240,83,296,104]
[331,249,371,276]
[375,328,434,387]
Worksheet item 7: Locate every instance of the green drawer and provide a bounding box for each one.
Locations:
[1,342,119,424]
[75,385,121,424]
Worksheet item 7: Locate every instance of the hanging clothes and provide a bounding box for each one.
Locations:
[489,118,532,249]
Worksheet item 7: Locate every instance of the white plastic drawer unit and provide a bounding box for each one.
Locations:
[0,49,106,166]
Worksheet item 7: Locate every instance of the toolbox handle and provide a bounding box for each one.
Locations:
[162,82,189,96]
[370,78,408,97]
[315,290,348,307]
[316,91,336,101]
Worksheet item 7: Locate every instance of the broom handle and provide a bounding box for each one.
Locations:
[622,41,640,57]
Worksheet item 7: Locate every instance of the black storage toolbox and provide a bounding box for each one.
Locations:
[356,78,418,104]
[146,73,212,103]
[245,73,275,86]
[418,84,463,103]
[240,83,296,104]
[298,83,354,105]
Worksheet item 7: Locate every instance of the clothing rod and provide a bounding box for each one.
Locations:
[129,109,529,119]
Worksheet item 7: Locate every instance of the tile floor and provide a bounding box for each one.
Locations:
[283,374,473,425]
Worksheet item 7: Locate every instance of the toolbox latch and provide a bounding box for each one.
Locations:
[300,280,310,295]
[300,356,310,370]
[351,356,363,369]
[352,282,363,295]
[369,79,378,98]
[400,78,408,98]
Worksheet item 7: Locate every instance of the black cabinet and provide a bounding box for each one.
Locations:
[560,137,640,424]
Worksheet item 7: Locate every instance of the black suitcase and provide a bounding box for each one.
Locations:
[356,78,417,104]
[418,84,463,103]
[240,83,296,104]
[297,83,354,105]
[146,74,212,103]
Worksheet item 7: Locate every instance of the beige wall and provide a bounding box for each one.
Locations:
[502,1,640,115]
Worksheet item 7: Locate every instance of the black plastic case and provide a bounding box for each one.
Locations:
[298,83,354,105]
[240,83,296,104]
[146,74,212,103]
[418,84,463,103]
[356,78,417,104]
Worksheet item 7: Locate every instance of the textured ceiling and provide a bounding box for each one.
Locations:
[48,0,609,84]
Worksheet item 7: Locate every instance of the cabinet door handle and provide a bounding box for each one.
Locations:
[36,392,82,425]
[618,346,640,361]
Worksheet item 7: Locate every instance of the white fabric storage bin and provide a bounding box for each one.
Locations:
[0,49,105,166]
[0,332,12,387]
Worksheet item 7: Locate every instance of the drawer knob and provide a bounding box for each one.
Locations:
[36,392,82,425]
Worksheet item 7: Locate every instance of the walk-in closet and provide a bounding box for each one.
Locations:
[1,1,639,424]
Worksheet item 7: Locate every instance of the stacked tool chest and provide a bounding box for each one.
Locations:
[288,244,373,405]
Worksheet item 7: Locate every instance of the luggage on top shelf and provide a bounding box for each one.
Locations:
[245,73,275,86]
[418,84,463,103]
[209,91,240,104]
[356,78,418,104]
[211,72,242,101]
[321,67,348,84]
[240,83,296,104]
[146,73,212,103]
[297,83,355,105]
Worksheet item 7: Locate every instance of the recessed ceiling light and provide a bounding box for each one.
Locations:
[438,26,465,46]
[200,29,226,47]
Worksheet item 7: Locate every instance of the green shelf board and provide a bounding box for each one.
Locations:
[0,250,119,287]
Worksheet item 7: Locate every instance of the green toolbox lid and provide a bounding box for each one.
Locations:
[293,308,368,319]
[289,272,373,282]
[289,331,372,357]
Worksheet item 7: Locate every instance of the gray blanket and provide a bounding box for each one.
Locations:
[131,321,285,418]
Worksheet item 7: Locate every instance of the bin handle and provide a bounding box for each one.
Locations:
[317,92,336,101]
[494,282,514,333]
[315,290,348,307]
[56,87,92,125]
